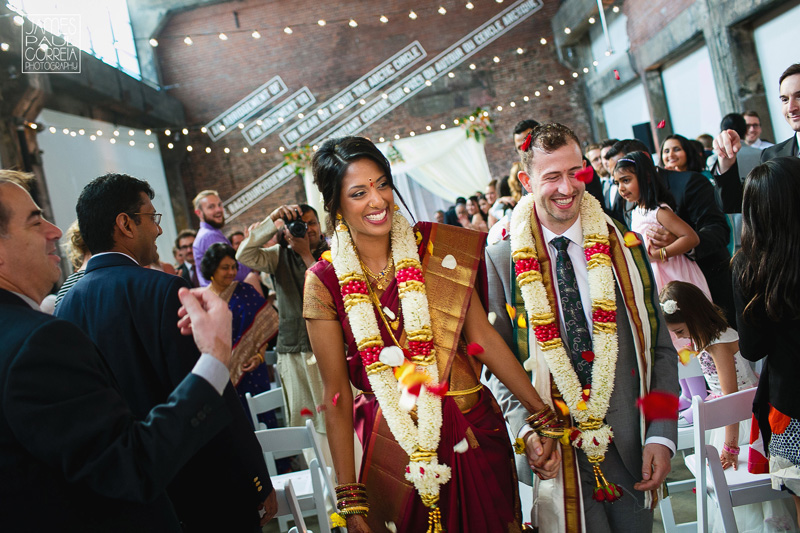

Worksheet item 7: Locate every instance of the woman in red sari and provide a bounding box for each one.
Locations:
[303,136,559,533]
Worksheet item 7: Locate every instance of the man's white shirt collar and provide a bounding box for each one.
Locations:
[540,216,583,246]
[89,251,140,266]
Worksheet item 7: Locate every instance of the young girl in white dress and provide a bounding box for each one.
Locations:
[613,152,711,300]
[660,281,797,532]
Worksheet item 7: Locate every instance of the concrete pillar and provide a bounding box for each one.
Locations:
[641,69,673,150]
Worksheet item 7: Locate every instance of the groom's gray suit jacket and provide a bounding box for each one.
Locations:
[484,237,679,486]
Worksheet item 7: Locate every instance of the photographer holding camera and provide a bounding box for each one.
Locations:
[236,204,329,441]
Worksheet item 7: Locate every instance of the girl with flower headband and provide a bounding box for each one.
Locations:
[613,151,711,305]
[302,136,558,532]
[659,281,796,532]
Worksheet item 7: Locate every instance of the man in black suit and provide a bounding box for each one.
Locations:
[0,172,268,531]
[57,173,274,532]
[715,63,800,179]
[175,228,198,287]
[604,140,736,322]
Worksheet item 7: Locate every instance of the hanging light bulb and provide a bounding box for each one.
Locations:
[564,27,571,34]
[251,30,261,39]
[284,27,293,34]
[223,147,230,153]
[200,126,207,133]
[493,56,500,63]
[448,72,455,78]
[349,19,358,27]
[149,38,158,47]
[466,2,474,9]
[218,33,228,40]
[540,37,547,45]
[129,140,136,146]
[440,124,446,129]
[589,17,596,24]
[408,11,417,19]
[165,129,171,136]
[183,36,193,45]
[205,147,211,153]
[438,6,447,14]
[612,6,620,12]
[380,15,388,23]
[517,47,524,54]
[469,63,476,70]
[379,137,385,142]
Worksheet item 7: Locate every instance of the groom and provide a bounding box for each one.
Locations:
[485,123,678,533]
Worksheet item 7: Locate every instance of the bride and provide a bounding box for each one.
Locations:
[302,136,560,532]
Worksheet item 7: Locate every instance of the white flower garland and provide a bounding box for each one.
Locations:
[510,193,619,460]
[330,211,451,501]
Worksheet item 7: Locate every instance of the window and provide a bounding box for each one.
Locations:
[9,0,141,79]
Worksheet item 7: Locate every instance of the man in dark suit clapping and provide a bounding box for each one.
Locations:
[57,173,274,532]
[0,171,275,531]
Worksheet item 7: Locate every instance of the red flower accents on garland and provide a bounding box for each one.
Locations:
[514,257,541,276]
[407,340,434,357]
[581,351,595,363]
[584,243,610,260]
[592,308,616,323]
[396,266,423,283]
[534,323,559,343]
[341,280,368,296]
[575,166,594,184]
[359,346,382,365]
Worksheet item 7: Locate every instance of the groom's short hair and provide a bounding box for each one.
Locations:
[520,123,580,172]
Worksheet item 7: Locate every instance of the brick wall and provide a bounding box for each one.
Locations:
[623,0,695,50]
[155,0,591,228]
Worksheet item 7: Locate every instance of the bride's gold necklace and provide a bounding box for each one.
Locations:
[355,252,401,333]
[360,256,395,291]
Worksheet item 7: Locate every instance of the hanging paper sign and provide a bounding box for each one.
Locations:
[279,41,427,147]
[241,87,316,145]
[204,76,287,141]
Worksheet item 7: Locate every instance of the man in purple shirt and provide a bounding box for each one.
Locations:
[192,190,253,287]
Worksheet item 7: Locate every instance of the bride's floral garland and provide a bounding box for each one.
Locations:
[330,211,451,513]
[511,193,622,501]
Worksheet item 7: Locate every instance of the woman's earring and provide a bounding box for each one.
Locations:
[393,204,399,212]
[336,213,347,232]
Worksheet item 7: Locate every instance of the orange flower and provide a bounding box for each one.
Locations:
[623,232,642,247]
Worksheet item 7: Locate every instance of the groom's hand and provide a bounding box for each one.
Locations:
[525,432,561,480]
[634,443,671,491]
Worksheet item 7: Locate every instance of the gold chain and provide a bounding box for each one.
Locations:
[355,250,404,350]
[361,259,395,291]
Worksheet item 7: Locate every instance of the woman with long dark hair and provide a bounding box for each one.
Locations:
[302,136,559,532]
[733,157,800,528]
[660,134,704,173]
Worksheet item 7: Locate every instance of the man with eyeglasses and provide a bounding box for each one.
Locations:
[175,229,198,287]
[57,173,274,532]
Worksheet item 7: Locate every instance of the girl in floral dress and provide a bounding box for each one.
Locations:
[660,281,796,532]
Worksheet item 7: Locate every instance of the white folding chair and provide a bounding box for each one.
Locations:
[246,387,285,430]
[255,419,337,533]
[282,479,311,533]
[685,389,792,532]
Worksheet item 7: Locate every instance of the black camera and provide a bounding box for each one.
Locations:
[284,218,308,238]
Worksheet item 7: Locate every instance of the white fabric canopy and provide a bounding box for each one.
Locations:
[303,127,493,226]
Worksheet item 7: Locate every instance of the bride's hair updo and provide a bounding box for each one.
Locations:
[311,136,409,230]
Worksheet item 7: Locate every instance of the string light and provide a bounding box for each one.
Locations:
[12,15,23,26]
[426,125,432,131]
[279,146,285,152]
[317,20,326,26]
[113,130,120,136]
[496,105,503,111]
[242,147,249,153]
[380,15,388,23]
[149,143,155,148]
[572,72,579,78]
[548,85,554,91]
[218,33,228,40]
[90,135,96,141]
[0,42,8,52]
[564,27,571,34]
[534,90,541,96]
[284,27,293,34]
[379,137,385,142]
[200,126,207,133]
[583,67,590,73]
[165,129,171,136]
[96,130,103,136]
[149,38,158,47]
[438,6,447,14]
[167,142,173,149]
[183,36,193,45]
[523,95,529,101]
[409,131,415,137]
[394,134,400,139]
[469,63,476,70]
[517,47,524,54]
[110,138,116,144]
[182,128,189,135]
[70,131,76,137]
[510,102,516,107]
[493,56,500,63]
[238,123,244,129]
[129,140,135,146]
[260,148,267,153]
[440,124,446,129]
[408,11,417,19]
[223,147,230,153]
[251,30,261,39]
[205,147,211,153]
[349,19,358,28]
[466,2,474,9]
[612,6,620,12]
[589,17,596,24]
[540,38,547,45]
[49,126,56,133]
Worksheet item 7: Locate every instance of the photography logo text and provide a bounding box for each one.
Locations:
[22,15,81,74]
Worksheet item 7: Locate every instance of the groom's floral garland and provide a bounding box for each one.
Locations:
[511,193,622,501]
[330,211,451,514]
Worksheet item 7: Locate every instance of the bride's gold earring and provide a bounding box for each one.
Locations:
[336,213,347,232]
[393,204,399,212]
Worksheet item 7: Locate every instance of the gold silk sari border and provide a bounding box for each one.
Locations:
[419,223,485,383]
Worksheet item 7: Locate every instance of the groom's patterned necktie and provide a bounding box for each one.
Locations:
[551,236,593,386]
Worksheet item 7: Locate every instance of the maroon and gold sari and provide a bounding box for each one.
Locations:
[304,222,523,532]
